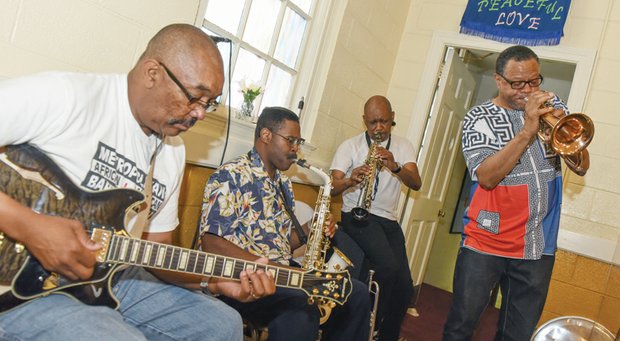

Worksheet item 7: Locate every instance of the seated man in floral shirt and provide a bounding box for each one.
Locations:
[199,106,370,341]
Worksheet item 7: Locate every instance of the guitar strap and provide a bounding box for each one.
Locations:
[128,137,164,238]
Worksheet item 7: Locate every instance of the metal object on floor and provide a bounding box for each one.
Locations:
[531,316,616,341]
[368,269,380,341]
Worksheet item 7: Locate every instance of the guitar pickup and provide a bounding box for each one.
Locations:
[90,225,112,263]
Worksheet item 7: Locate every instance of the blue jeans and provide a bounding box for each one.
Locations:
[0,266,242,340]
[443,248,555,341]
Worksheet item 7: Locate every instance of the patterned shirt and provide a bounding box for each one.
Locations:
[199,148,295,265]
[461,98,566,260]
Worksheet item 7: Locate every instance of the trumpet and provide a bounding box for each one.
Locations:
[367,270,380,341]
[537,101,594,176]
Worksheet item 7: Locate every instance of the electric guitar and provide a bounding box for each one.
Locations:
[0,144,351,313]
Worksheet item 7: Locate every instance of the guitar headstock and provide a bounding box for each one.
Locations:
[299,269,352,305]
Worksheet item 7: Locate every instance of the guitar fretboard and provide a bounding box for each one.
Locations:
[106,235,306,288]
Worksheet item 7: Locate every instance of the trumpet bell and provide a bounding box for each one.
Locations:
[549,113,594,156]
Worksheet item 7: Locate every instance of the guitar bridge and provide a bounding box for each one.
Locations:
[42,272,59,290]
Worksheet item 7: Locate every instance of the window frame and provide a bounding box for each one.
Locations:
[196,0,317,118]
[190,0,346,160]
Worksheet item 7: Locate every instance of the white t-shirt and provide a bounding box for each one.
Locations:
[330,132,417,221]
[294,200,314,226]
[0,72,184,233]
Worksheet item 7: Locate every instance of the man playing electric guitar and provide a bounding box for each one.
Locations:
[0,24,275,340]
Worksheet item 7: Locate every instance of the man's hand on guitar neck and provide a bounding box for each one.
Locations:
[207,257,276,302]
[142,231,275,301]
[0,192,102,281]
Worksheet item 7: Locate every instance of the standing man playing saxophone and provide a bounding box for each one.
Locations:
[443,45,587,341]
[200,106,370,341]
[330,95,422,341]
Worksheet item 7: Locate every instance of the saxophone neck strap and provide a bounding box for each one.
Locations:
[365,131,391,150]
[278,180,308,245]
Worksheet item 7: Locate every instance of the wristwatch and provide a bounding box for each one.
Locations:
[200,278,220,297]
[391,162,402,174]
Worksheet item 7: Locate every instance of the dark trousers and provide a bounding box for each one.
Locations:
[341,211,414,341]
[222,278,370,341]
[443,247,555,341]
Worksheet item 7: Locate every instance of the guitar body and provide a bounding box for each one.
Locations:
[0,144,145,313]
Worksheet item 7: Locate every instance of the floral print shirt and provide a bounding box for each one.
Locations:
[199,148,295,265]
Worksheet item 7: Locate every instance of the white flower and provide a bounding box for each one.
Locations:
[238,78,263,103]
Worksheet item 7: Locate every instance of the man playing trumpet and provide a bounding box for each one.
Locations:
[443,45,589,341]
[330,95,422,341]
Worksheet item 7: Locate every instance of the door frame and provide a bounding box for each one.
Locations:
[399,31,596,230]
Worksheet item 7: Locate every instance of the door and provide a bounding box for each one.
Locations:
[400,47,476,295]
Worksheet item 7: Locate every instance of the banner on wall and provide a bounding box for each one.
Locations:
[460,0,572,46]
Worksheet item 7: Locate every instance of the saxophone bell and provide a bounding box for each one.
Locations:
[351,203,370,221]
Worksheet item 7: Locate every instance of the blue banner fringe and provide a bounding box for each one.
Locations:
[459,0,571,46]
[460,27,562,46]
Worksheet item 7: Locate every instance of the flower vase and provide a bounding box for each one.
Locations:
[240,100,254,120]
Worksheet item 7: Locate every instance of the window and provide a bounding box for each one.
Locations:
[199,0,315,119]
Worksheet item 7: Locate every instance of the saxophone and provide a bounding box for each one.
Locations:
[351,132,383,221]
[295,159,353,324]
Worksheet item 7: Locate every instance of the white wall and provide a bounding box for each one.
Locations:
[308,0,413,164]
[0,0,201,78]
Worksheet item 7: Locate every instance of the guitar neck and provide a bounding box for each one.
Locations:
[106,234,305,289]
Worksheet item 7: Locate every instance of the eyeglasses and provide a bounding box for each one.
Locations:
[274,132,305,147]
[159,62,219,113]
[498,73,544,89]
